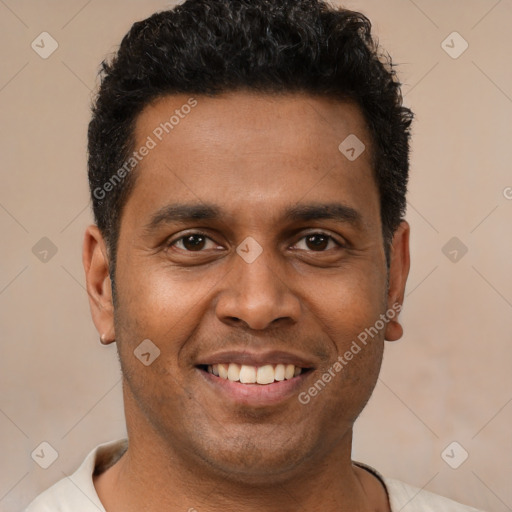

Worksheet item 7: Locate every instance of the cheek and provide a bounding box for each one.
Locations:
[112,261,205,419]
[301,261,387,408]
[114,251,215,343]
[305,261,387,340]
[305,269,386,421]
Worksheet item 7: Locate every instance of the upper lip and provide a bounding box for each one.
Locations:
[195,350,316,369]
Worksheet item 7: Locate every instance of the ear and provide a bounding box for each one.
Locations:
[83,225,116,344]
[384,220,410,342]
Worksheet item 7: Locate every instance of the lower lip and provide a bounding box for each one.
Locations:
[197,368,312,406]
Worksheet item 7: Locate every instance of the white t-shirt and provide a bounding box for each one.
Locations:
[25,439,484,512]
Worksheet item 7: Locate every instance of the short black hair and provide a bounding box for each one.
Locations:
[88,0,413,278]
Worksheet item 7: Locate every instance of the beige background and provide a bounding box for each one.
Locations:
[1,1,511,511]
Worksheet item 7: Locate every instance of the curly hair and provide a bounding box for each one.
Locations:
[88,0,413,275]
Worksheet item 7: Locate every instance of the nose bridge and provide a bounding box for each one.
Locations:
[239,251,282,303]
[215,240,300,330]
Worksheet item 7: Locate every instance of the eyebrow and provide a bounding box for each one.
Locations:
[284,203,362,227]
[145,204,222,232]
[144,201,363,232]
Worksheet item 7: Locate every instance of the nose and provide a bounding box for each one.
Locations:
[214,248,301,331]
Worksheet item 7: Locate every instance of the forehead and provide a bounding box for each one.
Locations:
[124,92,379,229]
[136,91,371,162]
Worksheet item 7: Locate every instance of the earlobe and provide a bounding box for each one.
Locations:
[83,225,116,345]
[384,318,404,342]
[100,332,115,345]
[384,220,410,342]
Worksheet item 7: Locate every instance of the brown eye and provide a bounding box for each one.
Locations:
[305,234,330,251]
[181,234,206,251]
[170,233,216,252]
[293,233,341,252]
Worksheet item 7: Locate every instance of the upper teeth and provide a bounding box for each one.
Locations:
[207,363,302,384]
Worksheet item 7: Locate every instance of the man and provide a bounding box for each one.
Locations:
[26,0,484,510]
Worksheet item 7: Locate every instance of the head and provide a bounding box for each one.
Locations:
[84,0,412,483]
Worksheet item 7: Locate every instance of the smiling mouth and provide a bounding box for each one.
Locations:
[197,363,313,385]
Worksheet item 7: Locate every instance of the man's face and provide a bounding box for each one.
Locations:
[92,92,407,481]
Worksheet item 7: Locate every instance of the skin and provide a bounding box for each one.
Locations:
[83,92,410,512]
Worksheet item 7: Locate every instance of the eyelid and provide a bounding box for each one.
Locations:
[290,230,346,250]
[166,230,220,249]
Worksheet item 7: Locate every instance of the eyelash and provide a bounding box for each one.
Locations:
[167,231,344,252]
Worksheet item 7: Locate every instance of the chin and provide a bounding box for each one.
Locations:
[186,425,321,484]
